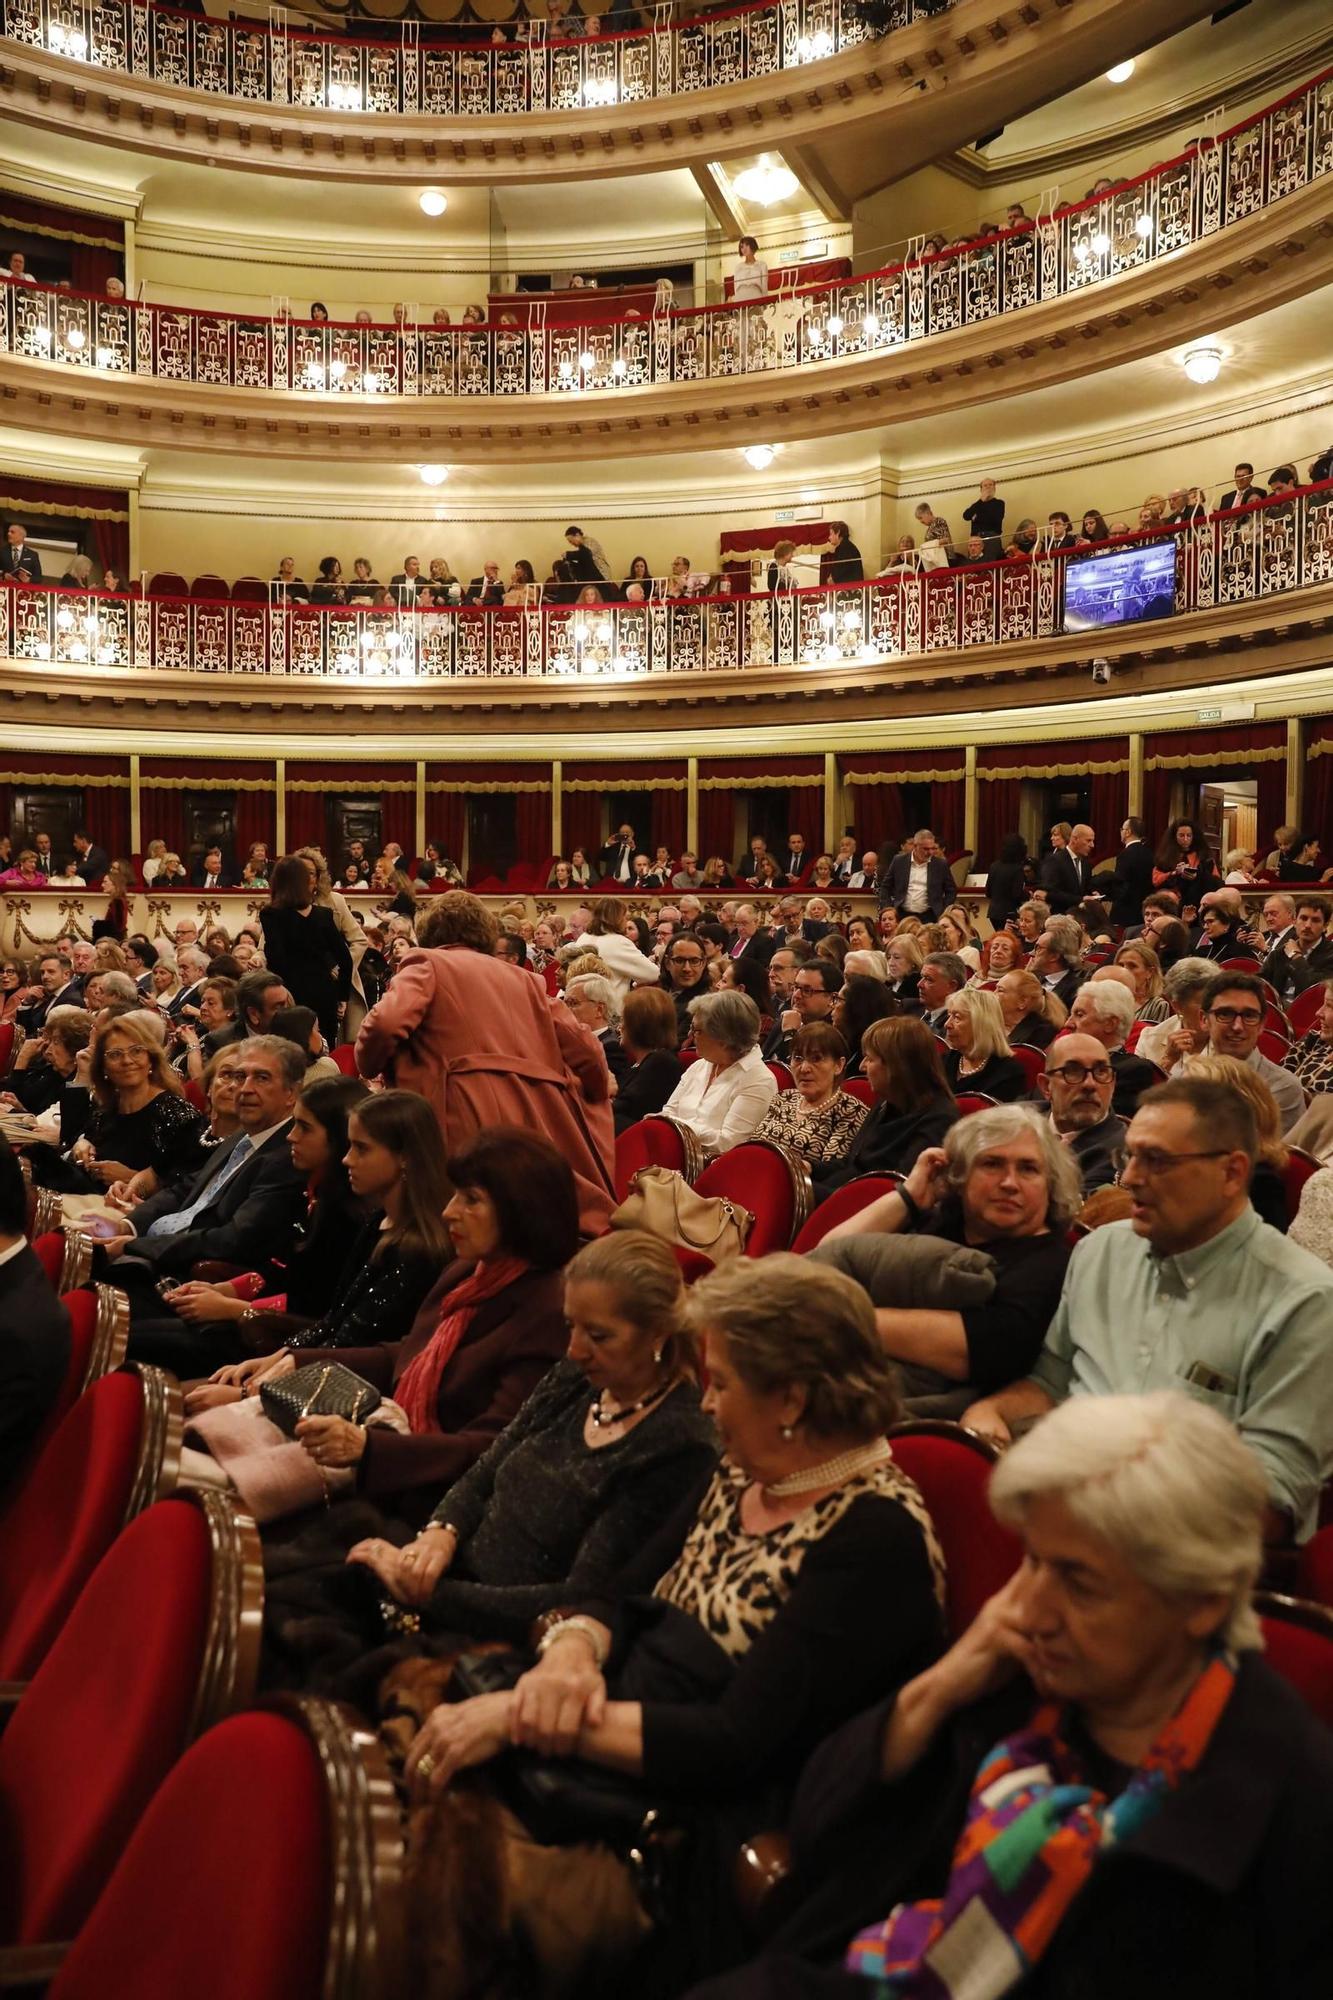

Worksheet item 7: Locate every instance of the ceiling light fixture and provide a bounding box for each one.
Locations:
[732,154,798,206]
[418,464,449,485]
[418,189,448,217]
[1182,344,1223,385]
[741,443,781,470]
[1106,60,1135,84]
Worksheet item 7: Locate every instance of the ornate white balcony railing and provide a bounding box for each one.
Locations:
[4,62,1330,401]
[0,0,925,113]
[5,487,1331,683]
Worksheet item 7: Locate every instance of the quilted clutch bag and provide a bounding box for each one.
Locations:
[259,1360,381,1437]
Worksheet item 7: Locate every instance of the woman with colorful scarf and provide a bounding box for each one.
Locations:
[686,1391,1333,2000]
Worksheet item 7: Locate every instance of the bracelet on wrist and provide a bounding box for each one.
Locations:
[897,1184,923,1225]
[536,1616,609,1670]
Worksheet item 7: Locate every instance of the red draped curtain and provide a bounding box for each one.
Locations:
[698,755,824,863]
[842,748,966,860]
[424,792,466,863]
[0,753,129,862]
[652,789,687,857]
[381,791,417,857]
[140,758,276,864]
[0,475,130,579]
[1305,724,1333,849]
[698,790,735,865]
[560,761,686,862]
[977,780,1022,870]
[974,740,1129,868]
[427,762,552,871]
[1144,724,1288,852]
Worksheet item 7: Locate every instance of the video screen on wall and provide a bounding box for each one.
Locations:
[1062,539,1179,633]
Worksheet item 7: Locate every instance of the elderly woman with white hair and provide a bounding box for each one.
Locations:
[692,1391,1333,2000]
[660,988,778,1158]
[818,1102,1076,1416]
[940,986,1027,1102]
[1133,954,1217,1075]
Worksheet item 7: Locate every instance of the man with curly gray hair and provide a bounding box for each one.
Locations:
[816,1103,1075,1414]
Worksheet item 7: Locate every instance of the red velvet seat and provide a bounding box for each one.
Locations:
[953,1093,999,1117]
[329,1043,360,1077]
[25,1285,131,1472]
[147,572,188,597]
[1294,1529,1333,1613]
[792,1172,901,1253]
[1008,1043,1047,1091]
[1257,1027,1292,1064]
[0,1491,262,1951]
[183,1079,208,1111]
[670,1245,717,1284]
[1284,1147,1322,1225]
[0,1021,16,1074]
[30,1229,94,1295]
[190,574,231,601]
[1255,1593,1333,1727]
[887,1422,1023,1641]
[1219,957,1264,975]
[229,576,269,604]
[765,1060,794,1091]
[44,1697,401,2000]
[613,1115,705,1202]
[0,1365,180,1682]
[842,1076,875,1107]
[694,1141,813,1256]
[1287,985,1325,1041]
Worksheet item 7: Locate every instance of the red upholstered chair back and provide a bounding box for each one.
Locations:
[1257,1027,1293,1064]
[0,1492,262,1950]
[330,1043,360,1077]
[190,574,231,601]
[0,1022,15,1074]
[1294,1530,1333,1614]
[229,576,269,604]
[671,1244,716,1284]
[888,1423,1023,1642]
[1219,957,1263,974]
[842,1076,875,1107]
[24,1291,98,1469]
[183,1078,208,1111]
[0,1365,181,1681]
[1288,985,1325,1040]
[30,1229,65,1290]
[1284,1148,1322,1225]
[147,572,188,597]
[765,1061,794,1091]
[953,1093,999,1117]
[1256,1595,1333,1727]
[46,1698,402,2000]
[1009,1044,1048,1091]
[694,1141,813,1256]
[613,1116,700,1201]
[792,1173,901,1253]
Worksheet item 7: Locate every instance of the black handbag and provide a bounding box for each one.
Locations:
[259,1360,381,1437]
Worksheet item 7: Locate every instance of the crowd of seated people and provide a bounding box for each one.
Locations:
[7,805,1333,1998]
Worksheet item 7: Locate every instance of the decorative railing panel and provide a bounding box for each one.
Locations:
[5,488,1331,684]
[0,0,931,112]
[4,65,1329,403]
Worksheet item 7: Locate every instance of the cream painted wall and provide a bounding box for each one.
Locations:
[135,244,493,322]
[136,491,885,585]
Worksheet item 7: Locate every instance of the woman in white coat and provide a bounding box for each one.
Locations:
[559,894,661,1007]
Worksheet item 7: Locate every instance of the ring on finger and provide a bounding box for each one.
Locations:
[417,1752,435,1778]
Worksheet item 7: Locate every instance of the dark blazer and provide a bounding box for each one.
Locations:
[881,853,953,919]
[1194,925,1252,964]
[984,860,1027,930]
[294,1260,566,1522]
[1220,484,1266,511]
[1110,1047,1162,1119]
[818,539,863,586]
[1047,967,1086,1012]
[259,903,353,1043]
[597,838,636,882]
[1056,1109,1127,1191]
[598,1029,630,1087]
[121,1123,306,1276]
[1106,839,1154,928]
[1262,935,1333,1001]
[2,541,41,582]
[0,1244,71,1498]
[1008,1009,1057,1051]
[697,1654,1333,2000]
[76,843,110,887]
[814,1097,958,1195]
[1041,847,1092,914]
[464,575,505,606]
[942,1050,1027,1102]
[190,860,237,889]
[613,1050,684,1133]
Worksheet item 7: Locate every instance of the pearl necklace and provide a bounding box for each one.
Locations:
[591,1378,675,1429]
[764,1437,893,1497]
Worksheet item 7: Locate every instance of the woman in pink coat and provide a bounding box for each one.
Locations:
[355,892,616,1236]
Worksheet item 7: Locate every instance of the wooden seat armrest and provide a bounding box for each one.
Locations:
[0,1942,69,1995]
[734,1830,793,1929]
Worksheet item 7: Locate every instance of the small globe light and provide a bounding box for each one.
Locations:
[65,326,86,350]
[418,464,449,486]
[1090,230,1111,256]
[742,443,778,471]
[418,189,448,218]
[863,312,880,337]
[1182,345,1223,385]
[1134,213,1154,239]
[579,350,595,371]
[826,314,844,338]
[1105,60,1135,84]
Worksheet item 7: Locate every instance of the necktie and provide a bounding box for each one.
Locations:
[146,1135,254,1237]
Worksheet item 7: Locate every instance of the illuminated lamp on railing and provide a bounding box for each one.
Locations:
[34,641,51,660]
[82,613,99,633]
[573,620,590,642]
[68,638,88,661]
[334,649,356,673]
[303,363,327,388]
[48,22,88,56]
[579,350,596,372]
[361,370,380,392]
[595,620,613,644]
[863,312,880,337]
[795,30,834,63]
[64,327,86,350]
[327,82,364,111]
[1134,214,1154,239]
[842,609,861,630]
[581,76,618,105]
[558,359,575,379]
[818,608,836,630]
[55,606,75,632]
[1072,242,1091,265]
[328,359,348,382]
[611,357,627,378]
[1090,230,1111,256]
[94,346,114,368]
[826,314,844,338]
[29,326,52,351]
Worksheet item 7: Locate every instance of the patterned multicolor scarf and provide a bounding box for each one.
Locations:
[846,1649,1237,1997]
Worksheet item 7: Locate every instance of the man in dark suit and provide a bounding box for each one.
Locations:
[2,522,41,583]
[189,844,236,890]
[33,832,54,878]
[464,563,505,606]
[16,950,76,1033]
[735,837,772,886]
[728,903,775,969]
[1038,1035,1127,1193]
[0,1142,71,1499]
[71,830,109,887]
[881,831,952,920]
[1068,981,1160,1120]
[1219,463,1266,512]
[760,943,812,1060]
[90,1038,307,1362]
[1262,896,1333,1001]
[1102,817,1154,929]
[597,823,637,885]
[780,834,810,886]
[1043,822,1095,913]
[564,974,629,1087]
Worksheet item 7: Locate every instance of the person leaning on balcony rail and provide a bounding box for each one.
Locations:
[732,233,769,304]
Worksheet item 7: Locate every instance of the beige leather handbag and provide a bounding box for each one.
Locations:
[610,1165,751,1263]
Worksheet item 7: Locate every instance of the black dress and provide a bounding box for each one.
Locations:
[614,1050,684,1132]
[260,903,353,1044]
[942,1050,1028,1103]
[813,1097,958,1195]
[29,1086,208,1193]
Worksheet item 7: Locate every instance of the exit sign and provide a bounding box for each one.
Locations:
[1197,708,1223,722]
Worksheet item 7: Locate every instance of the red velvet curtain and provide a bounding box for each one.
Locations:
[381,791,417,857]
[560,790,603,859]
[1144,724,1288,851]
[845,782,906,856]
[1088,770,1128,857]
[516,790,553,865]
[0,193,121,247]
[233,789,275,858]
[1256,762,1289,851]
[89,516,131,579]
[652,789,687,857]
[698,789,735,864]
[976,779,1022,869]
[1306,745,1333,849]
[425,792,466,863]
[67,242,120,296]
[1142,767,1174,842]
[83,785,130,863]
[283,791,327,853]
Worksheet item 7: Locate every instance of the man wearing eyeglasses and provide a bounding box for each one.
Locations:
[1037,1034,1126,1191]
[1202,970,1305,1133]
[964,1075,1333,1544]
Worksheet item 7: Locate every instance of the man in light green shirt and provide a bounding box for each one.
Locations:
[965,1076,1333,1540]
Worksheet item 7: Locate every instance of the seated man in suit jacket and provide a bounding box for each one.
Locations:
[881,832,953,919]
[1262,895,1333,1002]
[0,1142,71,1500]
[464,562,505,606]
[189,844,238,890]
[88,1038,308,1362]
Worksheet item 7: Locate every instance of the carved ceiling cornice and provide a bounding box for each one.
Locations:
[2,174,1328,460]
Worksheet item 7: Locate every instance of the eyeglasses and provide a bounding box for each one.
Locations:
[1046,1061,1113,1084]
[1121,1146,1229,1176]
[103,1046,149,1063]
[1207,1007,1262,1025]
[670,954,703,967]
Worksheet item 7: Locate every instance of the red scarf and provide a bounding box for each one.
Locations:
[395,1256,530,1434]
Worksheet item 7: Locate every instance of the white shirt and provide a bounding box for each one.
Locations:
[663,1045,778,1158]
[733,260,769,303]
[565,929,661,1005]
[0,1234,27,1271]
[904,858,931,913]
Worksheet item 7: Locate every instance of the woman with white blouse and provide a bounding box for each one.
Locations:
[561,894,661,1006]
[661,988,777,1159]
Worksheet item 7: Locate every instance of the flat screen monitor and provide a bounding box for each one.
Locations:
[1062,539,1178,633]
